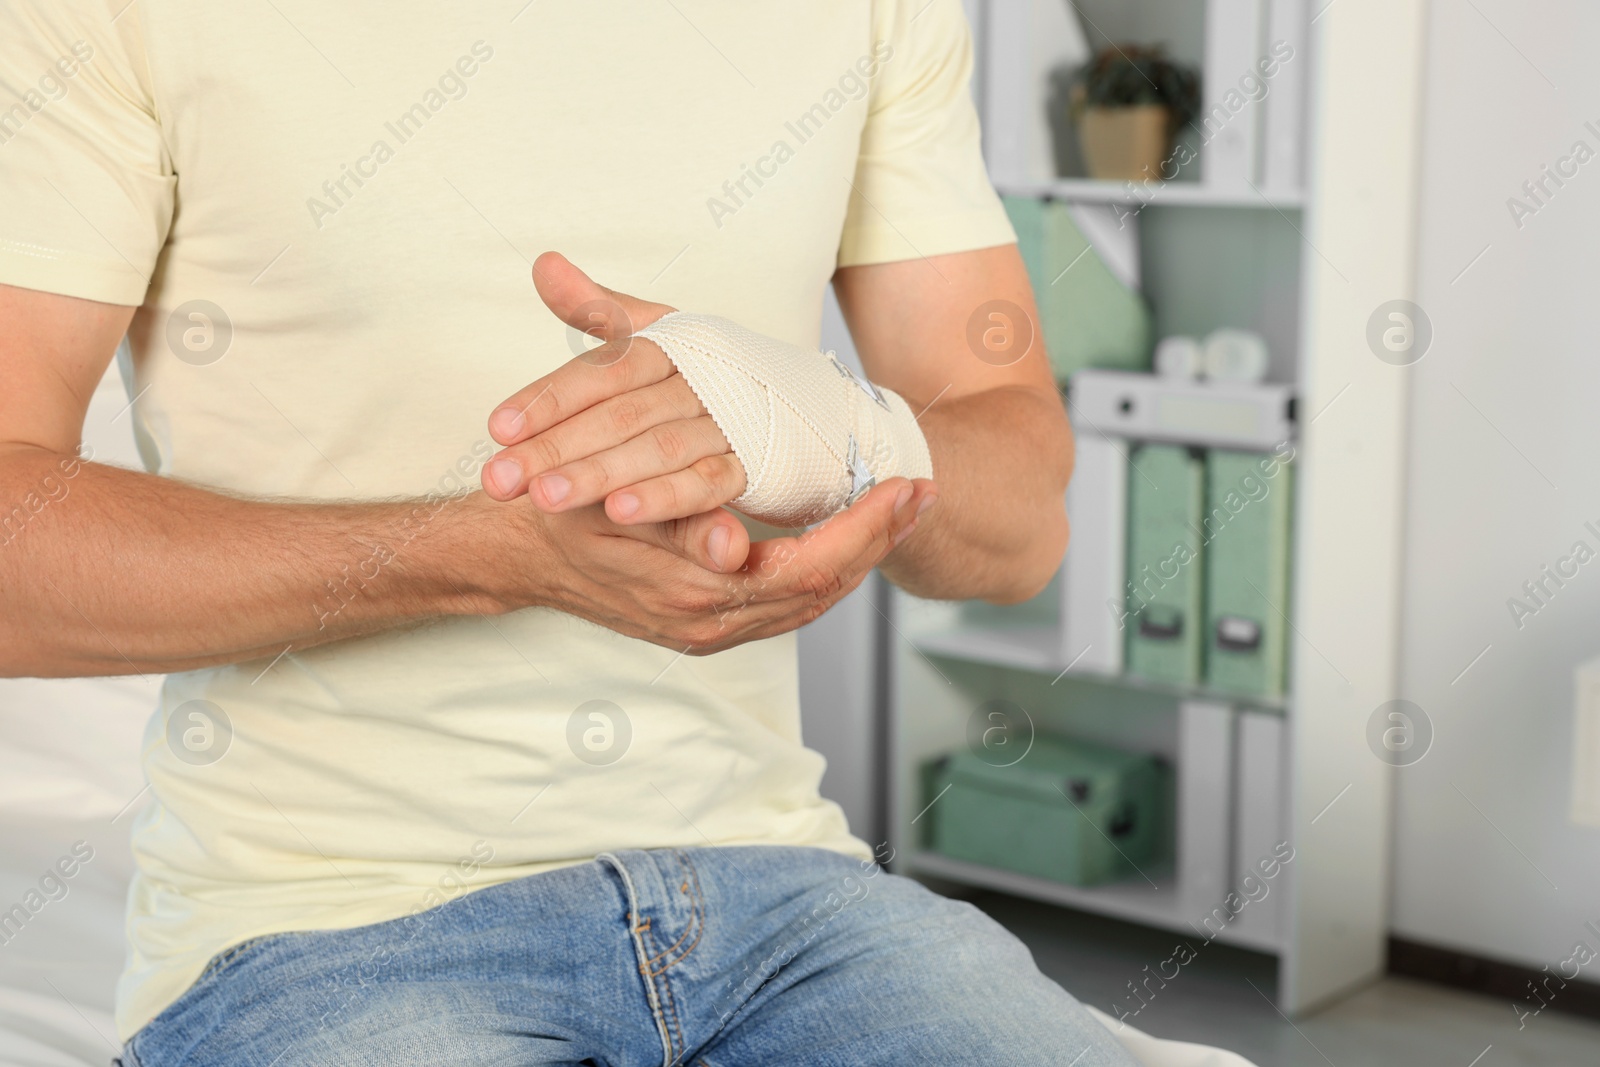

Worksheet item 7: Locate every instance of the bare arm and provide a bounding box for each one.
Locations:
[834,243,1071,603]
[1,283,917,677]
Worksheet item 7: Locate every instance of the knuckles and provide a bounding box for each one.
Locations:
[658,581,723,620]
[651,423,691,465]
[608,392,651,436]
[583,450,616,490]
[792,558,846,602]
[531,383,569,428]
[693,454,738,497]
[664,615,729,649]
[655,516,692,555]
[524,434,564,475]
[657,476,685,514]
[797,597,834,628]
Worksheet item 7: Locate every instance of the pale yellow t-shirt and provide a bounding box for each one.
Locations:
[0,0,1014,1040]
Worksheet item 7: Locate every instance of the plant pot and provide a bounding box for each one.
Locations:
[1077,104,1172,183]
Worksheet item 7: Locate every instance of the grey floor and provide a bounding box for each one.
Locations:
[974,892,1600,1067]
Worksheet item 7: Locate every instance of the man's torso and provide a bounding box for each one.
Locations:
[106,2,891,1037]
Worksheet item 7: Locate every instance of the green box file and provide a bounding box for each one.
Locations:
[1001,196,1152,382]
[1203,450,1295,698]
[928,736,1165,887]
[1124,444,1206,686]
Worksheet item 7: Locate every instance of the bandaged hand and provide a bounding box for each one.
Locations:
[484,254,934,534]
[636,313,933,527]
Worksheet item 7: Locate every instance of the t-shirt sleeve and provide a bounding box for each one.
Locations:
[836,0,1016,269]
[0,0,174,306]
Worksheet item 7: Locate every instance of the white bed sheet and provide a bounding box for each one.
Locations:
[0,817,132,1067]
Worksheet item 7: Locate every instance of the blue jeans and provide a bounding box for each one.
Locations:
[118,846,1137,1066]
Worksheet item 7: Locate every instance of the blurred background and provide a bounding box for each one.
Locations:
[807,0,1600,1062]
[6,1,1600,1064]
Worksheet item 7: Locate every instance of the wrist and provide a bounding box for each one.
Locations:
[424,491,556,617]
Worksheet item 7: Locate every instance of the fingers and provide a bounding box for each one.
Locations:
[889,477,939,551]
[608,506,752,574]
[483,375,712,502]
[530,252,676,343]
[532,479,934,656]
[533,417,734,512]
[740,478,936,604]
[488,336,676,448]
[660,486,912,650]
[490,250,682,447]
[606,453,747,524]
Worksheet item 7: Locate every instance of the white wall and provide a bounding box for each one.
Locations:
[1391,0,1600,968]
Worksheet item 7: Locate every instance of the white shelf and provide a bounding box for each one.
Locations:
[995,178,1305,210]
[911,624,1289,713]
[907,850,1282,954]
[913,622,1061,671]
[919,0,1421,1014]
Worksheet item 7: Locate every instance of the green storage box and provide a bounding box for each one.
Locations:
[1203,450,1295,698]
[1125,443,1206,686]
[928,735,1166,886]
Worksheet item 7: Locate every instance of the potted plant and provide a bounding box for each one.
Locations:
[1051,46,1200,183]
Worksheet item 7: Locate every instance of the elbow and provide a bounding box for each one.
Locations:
[983,507,1069,606]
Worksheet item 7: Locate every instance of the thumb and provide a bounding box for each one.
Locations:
[532,251,676,342]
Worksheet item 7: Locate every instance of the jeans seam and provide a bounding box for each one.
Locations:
[116,936,279,1067]
[196,934,271,984]
[645,921,689,1065]
[597,852,675,1067]
[644,851,705,972]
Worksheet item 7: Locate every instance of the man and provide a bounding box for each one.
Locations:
[0,1,1131,1063]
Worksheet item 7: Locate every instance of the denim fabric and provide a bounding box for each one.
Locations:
[118,846,1137,1066]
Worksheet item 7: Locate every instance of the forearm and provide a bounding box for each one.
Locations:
[879,384,1071,603]
[0,445,510,677]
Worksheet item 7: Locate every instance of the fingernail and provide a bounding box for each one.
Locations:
[485,459,520,496]
[611,492,640,519]
[708,524,731,569]
[895,485,914,513]
[893,520,919,547]
[916,494,938,517]
[493,408,525,438]
[539,473,570,505]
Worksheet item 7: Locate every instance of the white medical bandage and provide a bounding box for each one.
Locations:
[635,312,934,528]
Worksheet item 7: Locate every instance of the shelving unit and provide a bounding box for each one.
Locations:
[913,624,1289,713]
[909,851,1282,955]
[885,0,1427,1016]
[994,177,1306,210]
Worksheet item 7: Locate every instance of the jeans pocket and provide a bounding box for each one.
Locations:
[125,934,287,1064]
[194,933,280,985]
